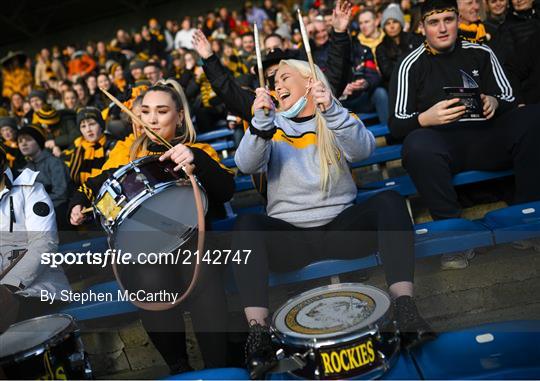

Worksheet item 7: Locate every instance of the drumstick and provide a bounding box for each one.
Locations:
[297,9,326,113]
[81,206,93,214]
[100,87,173,149]
[254,23,269,116]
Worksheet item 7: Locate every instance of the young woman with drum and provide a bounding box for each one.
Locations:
[233,59,435,377]
[68,79,234,372]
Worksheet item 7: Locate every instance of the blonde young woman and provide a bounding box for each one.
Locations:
[68,79,234,372]
[232,59,434,378]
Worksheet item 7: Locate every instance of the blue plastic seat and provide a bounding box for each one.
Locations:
[351,145,403,168]
[234,175,255,192]
[221,156,236,168]
[164,368,250,380]
[197,128,234,142]
[453,169,513,186]
[367,124,390,138]
[411,320,540,379]
[210,140,235,151]
[268,256,379,287]
[414,218,494,258]
[482,201,540,244]
[358,112,378,122]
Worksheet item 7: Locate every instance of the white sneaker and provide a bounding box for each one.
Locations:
[440,249,476,270]
[512,238,540,252]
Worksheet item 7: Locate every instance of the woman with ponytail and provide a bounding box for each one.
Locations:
[68,78,234,373]
[232,59,434,378]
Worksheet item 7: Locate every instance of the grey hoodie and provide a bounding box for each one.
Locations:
[235,100,375,228]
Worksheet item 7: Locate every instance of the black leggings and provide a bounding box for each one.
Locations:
[231,191,415,308]
[402,104,540,220]
[123,261,228,368]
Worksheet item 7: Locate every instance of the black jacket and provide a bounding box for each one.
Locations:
[388,40,516,138]
[376,32,424,89]
[201,30,353,121]
[505,28,540,104]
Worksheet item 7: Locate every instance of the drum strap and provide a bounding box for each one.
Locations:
[111,165,204,311]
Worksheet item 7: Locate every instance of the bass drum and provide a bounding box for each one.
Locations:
[271,283,399,380]
[0,314,92,380]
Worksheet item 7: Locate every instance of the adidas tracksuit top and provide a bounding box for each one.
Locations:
[388,40,516,138]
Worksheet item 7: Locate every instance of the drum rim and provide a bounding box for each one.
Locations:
[0,314,78,363]
[272,283,392,346]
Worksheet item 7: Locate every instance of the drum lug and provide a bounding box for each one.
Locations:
[116,195,127,205]
[68,352,85,368]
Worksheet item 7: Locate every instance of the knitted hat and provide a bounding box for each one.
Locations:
[33,104,60,126]
[0,116,18,130]
[382,4,405,28]
[28,89,47,102]
[421,0,458,20]
[129,59,146,70]
[18,124,46,149]
[77,107,105,130]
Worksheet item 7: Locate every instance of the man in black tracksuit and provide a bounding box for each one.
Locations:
[389,0,540,268]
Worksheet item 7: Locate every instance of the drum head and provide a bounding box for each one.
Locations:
[0,314,73,358]
[112,183,207,255]
[273,283,391,340]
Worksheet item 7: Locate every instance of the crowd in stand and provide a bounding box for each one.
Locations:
[1,0,540,376]
[0,0,538,259]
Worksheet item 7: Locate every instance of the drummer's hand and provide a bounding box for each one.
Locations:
[253,87,275,122]
[160,143,195,172]
[70,205,85,226]
[311,81,333,109]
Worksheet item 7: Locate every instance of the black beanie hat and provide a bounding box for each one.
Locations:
[28,89,47,102]
[0,116,18,131]
[421,0,458,20]
[18,124,46,149]
[76,107,105,130]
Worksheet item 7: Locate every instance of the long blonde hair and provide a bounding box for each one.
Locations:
[278,59,343,192]
[130,78,196,160]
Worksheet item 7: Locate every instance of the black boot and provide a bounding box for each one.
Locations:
[245,322,277,380]
[394,296,437,350]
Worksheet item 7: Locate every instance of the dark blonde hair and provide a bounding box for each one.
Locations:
[129,79,196,160]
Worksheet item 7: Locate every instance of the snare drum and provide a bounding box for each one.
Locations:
[94,155,208,254]
[0,314,92,380]
[271,283,399,380]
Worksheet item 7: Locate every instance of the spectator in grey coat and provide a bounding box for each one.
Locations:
[17,124,71,229]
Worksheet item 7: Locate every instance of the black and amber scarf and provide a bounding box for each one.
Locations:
[64,135,109,186]
[459,21,488,43]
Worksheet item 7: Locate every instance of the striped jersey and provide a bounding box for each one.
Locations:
[388,40,516,138]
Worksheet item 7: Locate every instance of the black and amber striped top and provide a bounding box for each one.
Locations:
[63,135,116,187]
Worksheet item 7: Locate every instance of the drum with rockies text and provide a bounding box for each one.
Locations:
[271,283,399,379]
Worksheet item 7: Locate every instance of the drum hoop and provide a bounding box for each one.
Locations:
[94,155,189,212]
[0,314,78,364]
[272,283,392,345]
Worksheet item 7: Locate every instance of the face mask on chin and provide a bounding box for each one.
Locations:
[277,87,310,119]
